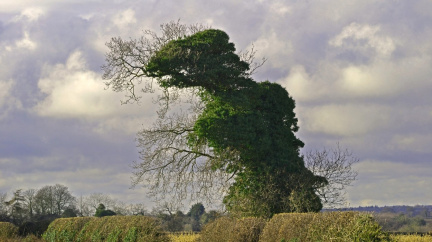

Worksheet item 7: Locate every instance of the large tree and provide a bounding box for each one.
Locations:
[103,22,326,217]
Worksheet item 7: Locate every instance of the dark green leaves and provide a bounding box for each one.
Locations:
[145,28,326,217]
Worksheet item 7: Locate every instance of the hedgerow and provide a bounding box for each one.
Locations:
[43,216,168,242]
[198,216,266,242]
[0,222,18,239]
[260,211,389,241]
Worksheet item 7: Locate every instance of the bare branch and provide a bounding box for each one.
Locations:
[102,20,209,105]
[304,143,359,208]
[238,43,267,76]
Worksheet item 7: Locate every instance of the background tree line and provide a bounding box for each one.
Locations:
[0,185,145,228]
[0,184,221,236]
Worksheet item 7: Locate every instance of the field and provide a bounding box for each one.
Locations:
[169,234,432,242]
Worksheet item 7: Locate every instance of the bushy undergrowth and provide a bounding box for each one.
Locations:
[0,222,18,239]
[260,212,389,241]
[43,216,169,242]
[198,216,266,242]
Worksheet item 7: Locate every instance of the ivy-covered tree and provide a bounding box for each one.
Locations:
[94,204,116,217]
[103,22,326,217]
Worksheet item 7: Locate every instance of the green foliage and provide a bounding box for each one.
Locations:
[188,203,205,221]
[146,29,250,92]
[43,216,168,242]
[187,203,205,232]
[200,210,220,225]
[145,29,327,217]
[260,212,389,242]
[61,208,77,218]
[375,213,430,233]
[42,217,94,242]
[162,213,185,232]
[124,227,138,241]
[0,222,18,238]
[95,203,117,217]
[18,220,51,237]
[77,216,168,242]
[198,216,266,242]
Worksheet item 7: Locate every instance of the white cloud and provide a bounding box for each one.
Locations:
[35,50,118,118]
[281,65,330,102]
[301,104,390,137]
[0,0,102,13]
[113,9,137,29]
[15,31,37,50]
[281,54,432,102]
[34,50,159,134]
[4,31,37,52]
[338,55,432,98]
[12,7,45,22]
[251,31,294,69]
[330,22,396,57]
[338,64,395,97]
[269,1,292,15]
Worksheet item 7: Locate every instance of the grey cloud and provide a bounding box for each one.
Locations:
[1,0,432,209]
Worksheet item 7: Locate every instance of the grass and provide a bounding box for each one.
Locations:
[169,232,200,242]
[390,234,432,241]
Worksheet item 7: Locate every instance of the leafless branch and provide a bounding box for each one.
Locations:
[304,143,359,208]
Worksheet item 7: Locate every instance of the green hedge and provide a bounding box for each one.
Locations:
[43,216,169,242]
[260,211,389,241]
[198,216,266,242]
[43,217,94,241]
[0,222,19,239]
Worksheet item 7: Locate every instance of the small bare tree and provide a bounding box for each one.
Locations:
[304,144,359,208]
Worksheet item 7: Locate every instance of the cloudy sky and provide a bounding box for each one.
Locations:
[1,0,432,209]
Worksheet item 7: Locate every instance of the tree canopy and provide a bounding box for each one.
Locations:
[103,23,327,217]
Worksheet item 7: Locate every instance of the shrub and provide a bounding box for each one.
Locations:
[76,216,169,242]
[198,216,266,242]
[0,222,18,239]
[260,212,389,242]
[18,220,52,237]
[230,217,266,242]
[260,213,314,242]
[198,216,236,242]
[43,217,94,242]
[43,216,168,242]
